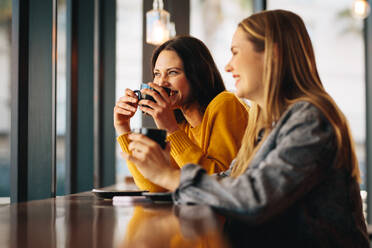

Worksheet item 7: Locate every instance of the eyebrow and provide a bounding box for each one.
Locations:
[154,67,183,71]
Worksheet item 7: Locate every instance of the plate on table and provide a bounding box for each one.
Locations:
[142,192,173,202]
[92,189,147,199]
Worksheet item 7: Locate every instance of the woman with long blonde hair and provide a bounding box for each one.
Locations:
[123,10,369,246]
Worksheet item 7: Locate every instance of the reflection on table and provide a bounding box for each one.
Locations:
[0,184,229,248]
[122,205,228,248]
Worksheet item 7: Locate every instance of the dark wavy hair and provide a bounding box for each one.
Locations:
[151,35,226,122]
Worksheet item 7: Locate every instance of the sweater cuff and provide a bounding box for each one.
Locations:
[167,130,196,158]
[172,163,206,203]
[117,133,131,153]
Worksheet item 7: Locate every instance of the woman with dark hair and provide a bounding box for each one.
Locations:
[150,36,226,122]
[114,36,248,192]
[122,10,369,246]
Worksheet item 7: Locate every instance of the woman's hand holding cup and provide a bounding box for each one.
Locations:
[122,132,180,191]
[114,88,139,135]
[139,82,179,134]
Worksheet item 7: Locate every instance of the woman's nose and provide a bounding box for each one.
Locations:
[157,75,169,86]
[154,75,166,86]
[225,63,232,72]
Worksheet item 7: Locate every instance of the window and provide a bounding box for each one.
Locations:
[267,1,366,189]
[116,0,143,182]
[56,0,67,195]
[190,0,254,91]
[0,0,11,203]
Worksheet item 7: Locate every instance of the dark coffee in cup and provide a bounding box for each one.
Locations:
[131,128,167,149]
[134,83,171,103]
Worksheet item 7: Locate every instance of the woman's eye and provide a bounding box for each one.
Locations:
[154,72,161,77]
[168,71,178,75]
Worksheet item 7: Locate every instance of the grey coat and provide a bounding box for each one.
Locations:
[172,101,369,247]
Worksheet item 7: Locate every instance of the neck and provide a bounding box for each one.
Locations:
[181,103,203,128]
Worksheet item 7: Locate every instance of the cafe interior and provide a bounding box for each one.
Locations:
[0,0,372,247]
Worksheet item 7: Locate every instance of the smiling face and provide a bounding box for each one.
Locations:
[153,50,191,109]
[225,27,265,106]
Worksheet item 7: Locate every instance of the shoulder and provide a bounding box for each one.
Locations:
[205,91,248,113]
[282,101,327,122]
[210,91,239,104]
[200,92,248,128]
[276,101,333,137]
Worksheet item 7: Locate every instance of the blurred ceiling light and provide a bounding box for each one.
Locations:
[146,0,175,45]
[352,0,370,19]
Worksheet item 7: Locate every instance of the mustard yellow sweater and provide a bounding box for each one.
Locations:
[117,91,248,192]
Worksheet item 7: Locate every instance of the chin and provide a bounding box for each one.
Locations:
[235,90,245,98]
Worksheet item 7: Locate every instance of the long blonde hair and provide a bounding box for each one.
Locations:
[231,10,361,182]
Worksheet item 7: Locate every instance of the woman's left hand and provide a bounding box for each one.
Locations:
[122,133,180,191]
[139,83,179,133]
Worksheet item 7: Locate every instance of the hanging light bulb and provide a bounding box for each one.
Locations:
[352,0,370,19]
[146,0,173,45]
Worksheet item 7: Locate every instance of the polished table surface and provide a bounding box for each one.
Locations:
[2,184,371,248]
[0,184,229,248]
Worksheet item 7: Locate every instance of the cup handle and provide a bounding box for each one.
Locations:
[133,90,142,100]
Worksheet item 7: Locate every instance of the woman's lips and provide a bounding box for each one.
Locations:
[233,74,240,86]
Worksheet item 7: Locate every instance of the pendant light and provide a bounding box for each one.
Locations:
[146,0,175,45]
[352,0,370,19]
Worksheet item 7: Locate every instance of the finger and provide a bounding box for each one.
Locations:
[124,88,136,97]
[148,83,170,100]
[121,152,145,166]
[128,133,155,144]
[130,147,146,160]
[125,154,147,171]
[139,105,155,116]
[138,99,158,109]
[114,106,135,116]
[118,95,138,104]
[123,89,139,103]
[123,151,140,164]
[141,88,166,106]
[128,134,160,150]
[128,141,153,159]
[114,106,137,115]
[116,102,137,112]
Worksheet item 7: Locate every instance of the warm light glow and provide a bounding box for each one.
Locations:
[146,0,174,45]
[150,20,170,45]
[352,0,370,19]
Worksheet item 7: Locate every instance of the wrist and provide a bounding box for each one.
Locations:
[158,168,180,191]
[115,123,131,136]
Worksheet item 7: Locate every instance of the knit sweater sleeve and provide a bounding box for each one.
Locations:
[167,92,248,174]
[117,134,168,192]
[173,102,336,223]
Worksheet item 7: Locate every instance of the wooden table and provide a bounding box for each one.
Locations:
[0,185,229,248]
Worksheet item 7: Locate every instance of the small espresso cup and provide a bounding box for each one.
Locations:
[131,127,167,149]
[133,83,171,103]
